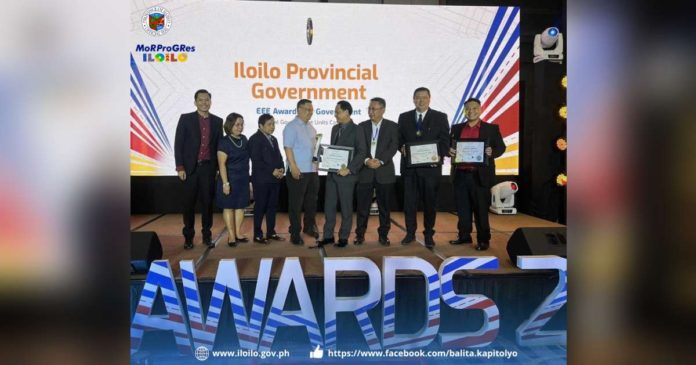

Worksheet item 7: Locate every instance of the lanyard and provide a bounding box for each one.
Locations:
[372,126,380,142]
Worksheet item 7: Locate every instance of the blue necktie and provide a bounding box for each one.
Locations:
[416,114,423,135]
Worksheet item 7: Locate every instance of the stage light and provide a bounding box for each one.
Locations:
[540,27,559,48]
[533,27,564,63]
[490,181,518,214]
[559,105,567,119]
[556,137,567,151]
[561,75,567,88]
[556,173,567,187]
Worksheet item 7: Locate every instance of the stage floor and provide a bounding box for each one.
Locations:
[131,212,564,279]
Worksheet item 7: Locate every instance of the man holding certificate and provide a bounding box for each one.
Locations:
[448,98,505,250]
[317,101,367,247]
[397,87,451,247]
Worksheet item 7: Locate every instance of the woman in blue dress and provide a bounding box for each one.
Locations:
[216,113,251,246]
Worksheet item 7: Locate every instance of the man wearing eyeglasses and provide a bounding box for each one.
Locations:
[354,97,399,246]
[316,100,367,247]
[283,99,320,245]
[397,87,450,248]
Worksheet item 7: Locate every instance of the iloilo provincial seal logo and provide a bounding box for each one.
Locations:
[141,6,172,36]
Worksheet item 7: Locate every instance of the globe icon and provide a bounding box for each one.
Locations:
[195,346,210,361]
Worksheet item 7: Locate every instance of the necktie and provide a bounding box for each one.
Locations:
[334,127,342,144]
[416,114,423,136]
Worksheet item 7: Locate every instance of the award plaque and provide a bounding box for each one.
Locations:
[453,138,488,165]
[318,144,354,172]
[312,133,323,161]
[406,141,440,167]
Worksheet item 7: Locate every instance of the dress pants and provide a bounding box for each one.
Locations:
[453,169,491,242]
[355,178,392,238]
[181,160,215,240]
[252,181,280,238]
[323,174,356,240]
[286,172,319,236]
[403,171,439,237]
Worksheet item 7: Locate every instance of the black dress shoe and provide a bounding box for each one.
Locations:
[236,236,249,243]
[203,237,214,247]
[449,237,473,245]
[379,236,391,246]
[424,236,435,248]
[316,237,335,246]
[291,235,304,245]
[354,236,364,245]
[227,239,237,247]
[254,236,269,244]
[334,239,348,247]
[475,242,490,251]
[267,234,285,241]
[184,239,194,250]
[302,229,319,239]
[401,235,415,245]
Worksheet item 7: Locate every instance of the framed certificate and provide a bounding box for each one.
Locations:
[318,144,353,172]
[453,138,487,165]
[406,141,440,167]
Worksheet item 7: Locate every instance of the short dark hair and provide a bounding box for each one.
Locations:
[194,89,211,100]
[413,87,430,97]
[464,97,481,106]
[258,113,274,126]
[297,99,312,110]
[224,113,243,135]
[370,97,386,109]
[336,100,353,115]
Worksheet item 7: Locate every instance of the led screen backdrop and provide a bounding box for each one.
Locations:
[130,1,519,176]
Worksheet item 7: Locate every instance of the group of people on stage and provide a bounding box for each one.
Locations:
[174,87,505,251]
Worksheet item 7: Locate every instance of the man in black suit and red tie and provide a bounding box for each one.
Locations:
[248,114,286,244]
[448,97,506,250]
[174,89,223,249]
[397,87,450,248]
[355,97,399,246]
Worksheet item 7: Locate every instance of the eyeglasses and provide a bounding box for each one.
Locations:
[368,107,384,111]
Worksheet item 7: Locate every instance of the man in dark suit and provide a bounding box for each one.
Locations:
[355,97,399,246]
[248,114,286,244]
[398,87,450,248]
[317,100,367,247]
[448,97,506,250]
[174,89,223,249]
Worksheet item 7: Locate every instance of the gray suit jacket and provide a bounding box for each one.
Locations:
[329,120,367,182]
[357,119,399,184]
